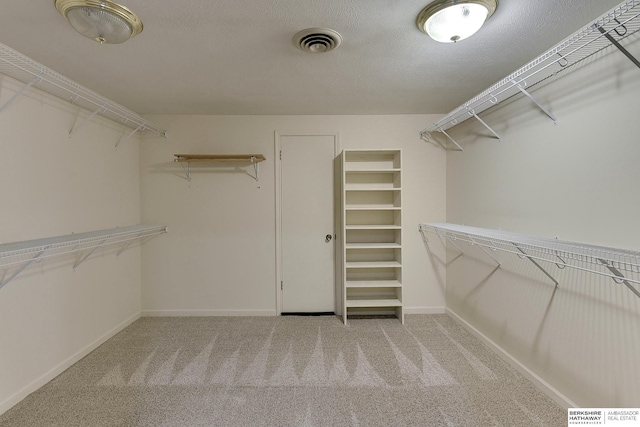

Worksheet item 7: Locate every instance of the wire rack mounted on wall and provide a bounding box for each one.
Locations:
[420,0,640,150]
[419,223,640,299]
[0,43,167,144]
[0,224,168,290]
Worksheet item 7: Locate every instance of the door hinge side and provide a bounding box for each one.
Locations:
[281,281,283,290]
[279,150,282,160]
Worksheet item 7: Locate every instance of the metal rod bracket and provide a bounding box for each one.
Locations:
[597,258,640,298]
[72,239,107,271]
[596,25,640,69]
[469,235,501,267]
[69,105,106,138]
[468,109,501,142]
[115,124,145,150]
[439,128,464,152]
[0,249,47,290]
[513,244,559,287]
[515,83,558,125]
[0,75,42,113]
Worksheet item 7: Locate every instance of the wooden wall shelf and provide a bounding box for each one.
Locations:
[174,154,266,182]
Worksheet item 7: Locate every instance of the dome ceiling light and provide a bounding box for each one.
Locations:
[416,0,498,43]
[54,0,143,44]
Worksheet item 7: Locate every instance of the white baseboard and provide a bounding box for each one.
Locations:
[404,306,446,315]
[0,311,141,416]
[141,309,278,317]
[445,308,576,409]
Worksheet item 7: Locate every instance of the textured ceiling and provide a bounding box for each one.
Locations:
[0,0,624,115]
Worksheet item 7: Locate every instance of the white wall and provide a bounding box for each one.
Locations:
[0,76,144,413]
[140,114,446,316]
[443,43,640,407]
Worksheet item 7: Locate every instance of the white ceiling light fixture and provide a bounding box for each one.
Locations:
[417,0,497,43]
[54,0,143,44]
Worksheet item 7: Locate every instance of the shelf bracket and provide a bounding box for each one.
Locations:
[0,74,43,113]
[468,109,501,142]
[513,243,559,287]
[179,161,192,182]
[515,82,558,125]
[596,25,640,69]
[597,258,640,299]
[421,131,450,151]
[468,235,501,267]
[438,128,464,152]
[444,235,464,255]
[115,124,145,150]
[69,105,106,138]
[0,249,46,290]
[250,156,260,182]
[443,235,465,263]
[116,238,137,257]
[72,239,106,271]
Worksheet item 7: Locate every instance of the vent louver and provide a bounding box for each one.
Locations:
[293,28,343,53]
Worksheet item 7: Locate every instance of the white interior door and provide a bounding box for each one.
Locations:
[280,134,336,313]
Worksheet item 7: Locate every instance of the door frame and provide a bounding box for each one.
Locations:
[274,131,340,315]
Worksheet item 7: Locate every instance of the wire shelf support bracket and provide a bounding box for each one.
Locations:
[0,224,167,291]
[468,109,502,142]
[418,223,640,298]
[420,0,640,147]
[515,82,558,125]
[0,43,167,140]
[0,73,42,113]
[470,235,502,267]
[598,258,640,298]
[513,243,559,287]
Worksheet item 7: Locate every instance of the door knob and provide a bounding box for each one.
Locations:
[325,234,333,242]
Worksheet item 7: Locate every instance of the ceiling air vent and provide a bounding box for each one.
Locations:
[292,28,343,53]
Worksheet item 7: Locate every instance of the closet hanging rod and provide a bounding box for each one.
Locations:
[421,0,640,138]
[0,43,167,138]
[419,223,640,296]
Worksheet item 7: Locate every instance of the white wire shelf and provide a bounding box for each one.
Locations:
[420,0,640,148]
[419,223,640,298]
[0,224,168,290]
[0,43,167,139]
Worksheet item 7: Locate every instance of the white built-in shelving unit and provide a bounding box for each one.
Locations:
[0,43,167,146]
[340,150,403,324]
[0,225,168,291]
[420,0,640,149]
[419,223,640,298]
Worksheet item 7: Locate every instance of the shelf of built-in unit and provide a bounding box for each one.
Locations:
[345,205,401,211]
[345,191,402,194]
[345,298,402,308]
[345,243,401,249]
[345,261,402,269]
[345,168,401,172]
[344,184,401,191]
[346,225,401,230]
[345,280,402,288]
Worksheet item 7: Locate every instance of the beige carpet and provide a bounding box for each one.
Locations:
[0,315,565,426]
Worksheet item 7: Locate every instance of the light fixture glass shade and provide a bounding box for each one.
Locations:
[55,0,143,44]
[417,0,498,43]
